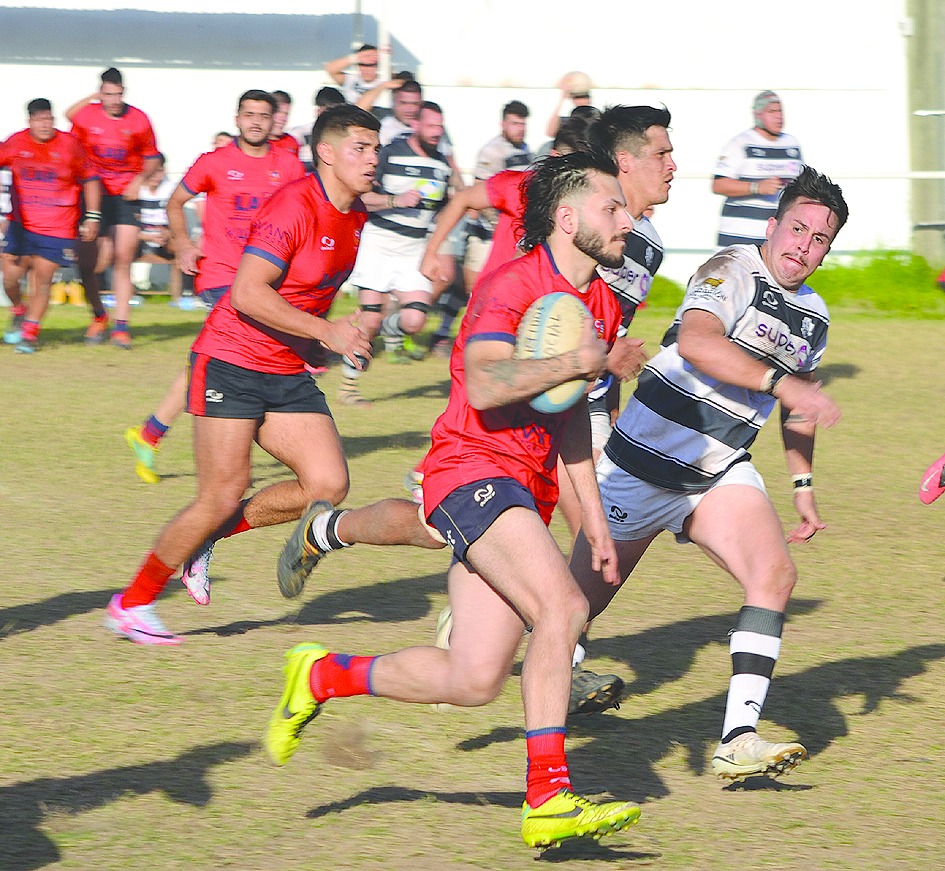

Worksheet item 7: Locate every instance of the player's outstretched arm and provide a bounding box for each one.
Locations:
[419,182,490,283]
[465,317,607,411]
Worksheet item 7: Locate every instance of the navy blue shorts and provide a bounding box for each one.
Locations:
[187,352,332,419]
[101,194,139,231]
[1,222,76,266]
[427,477,540,566]
[197,285,229,308]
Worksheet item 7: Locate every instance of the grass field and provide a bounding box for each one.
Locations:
[2,297,945,870]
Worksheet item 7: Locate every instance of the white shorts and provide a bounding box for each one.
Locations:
[464,234,493,274]
[349,222,432,295]
[596,455,767,543]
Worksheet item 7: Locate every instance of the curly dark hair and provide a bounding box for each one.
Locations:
[518,151,619,252]
[775,165,849,232]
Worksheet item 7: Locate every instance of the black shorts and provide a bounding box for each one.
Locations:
[427,477,539,566]
[187,352,332,419]
[100,194,140,231]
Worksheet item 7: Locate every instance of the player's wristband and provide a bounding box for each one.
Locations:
[84,210,101,222]
[760,367,787,394]
[387,194,396,209]
[792,474,813,492]
[749,181,760,196]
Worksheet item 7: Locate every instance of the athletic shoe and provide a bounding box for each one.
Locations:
[124,425,160,484]
[403,469,424,504]
[430,604,454,713]
[521,790,641,850]
[3,313,24,344]
[919,451,945,504]
[710,731,808,782]
[402,335,426,360]
[84,315,109,345]
[111,329,132,350]
[265,642,329,765]
[386,347,413,364]
[103,593,182,645]
[14,337,37,354]
[568,667,625,716]
[181,539,214,605]
[277,499,334,598]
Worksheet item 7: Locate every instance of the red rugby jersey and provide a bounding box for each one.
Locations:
[191,172,367,374]
[423,243,621,521]
[271,133,301,157]
[0,129,96,238]
[70,102,159,196]
[479,168,528,282]
[181,141,304,293]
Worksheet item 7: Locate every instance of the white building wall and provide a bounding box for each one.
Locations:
[0,0,914,283]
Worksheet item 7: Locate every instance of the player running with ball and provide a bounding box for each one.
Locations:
[266,151,642,849]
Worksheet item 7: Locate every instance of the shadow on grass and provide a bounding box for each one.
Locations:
[376,377,452,403]
[452,642,945,804]
[187,572,446,638]
[0,587,184,641]
[36,318,203,348]
[816,361,860,387]
[0,741,254,870]
[586,598,820,697]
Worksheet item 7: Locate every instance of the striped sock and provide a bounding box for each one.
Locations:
[141,415,169,446]
[721,606,784,743]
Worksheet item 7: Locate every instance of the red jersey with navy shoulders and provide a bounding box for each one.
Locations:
[271,133,301,157]
[0,129,96,238]
[181,140,304,293]
[70,102,159,196]
[191,172,367,375]
[478,168,528,283]
[423,243,622,517]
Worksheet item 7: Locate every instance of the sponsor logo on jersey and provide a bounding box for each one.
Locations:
[690,276,726,301]
[762,289,779,309]
[227,170,245,181]
[645,245,654,267]
[473,483,496,507]
[320,235,335,251]
[594,318,606,339]
[801,316,814,338]
[754,322,810,367]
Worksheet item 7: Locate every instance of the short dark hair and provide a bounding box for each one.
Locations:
[519,151,619,252]
[774,165,849,233]
[238,89,277,113]
[569,104,601,123]
[356,43,376,53]
[552,116,593,155]
[396,80,422,96]
[590,104,671,158]
[311,104,381,160]
[503,100,530,119]
[271,90,291,106]
[393,70,414,82]
[314,86,345,109]
[153,151,166,167]
[101,67,122,86]
[420,100,442,116]
[27,98,52,116]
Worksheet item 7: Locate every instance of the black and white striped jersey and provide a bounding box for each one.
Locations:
[605,244,829,491]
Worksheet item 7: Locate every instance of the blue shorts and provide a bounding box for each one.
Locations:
[187,352,332,419]
[1,222,76,267]
[101,194,139,231]
[427,477,540,566]
[197,286,229,308]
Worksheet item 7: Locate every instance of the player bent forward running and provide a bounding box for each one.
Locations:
[570,166,848,783]
[266,152,642,849]
[104,105,380,644]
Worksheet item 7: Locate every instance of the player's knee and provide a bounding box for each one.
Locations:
[760,556,797,606]
[399,300,429,334]
[301,474,349,508]
[450,666,507,706]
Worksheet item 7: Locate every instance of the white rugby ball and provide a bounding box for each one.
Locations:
[563,70,593,96]
[514,291,592,414]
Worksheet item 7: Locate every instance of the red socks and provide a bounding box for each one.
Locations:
[121,551,175,608]
[309,653,377,702]
[525,727,572,808]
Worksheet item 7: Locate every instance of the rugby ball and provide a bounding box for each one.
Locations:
[563,70,593,96]
[514,292,592,414]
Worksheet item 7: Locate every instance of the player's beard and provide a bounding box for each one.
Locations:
[575,225,625,269]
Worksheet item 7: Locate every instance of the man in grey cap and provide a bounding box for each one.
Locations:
[711,90,803,247]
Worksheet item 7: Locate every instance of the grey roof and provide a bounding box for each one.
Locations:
[0,7,417,70]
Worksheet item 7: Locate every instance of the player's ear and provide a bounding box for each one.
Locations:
[556,203,576,235]
[315,140,334,167]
